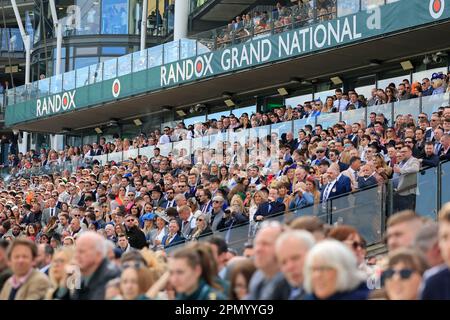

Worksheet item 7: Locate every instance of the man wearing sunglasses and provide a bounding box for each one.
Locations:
[421,78,433,96]
[124,214,147,250]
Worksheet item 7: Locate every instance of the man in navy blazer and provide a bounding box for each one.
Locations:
[320,166,352,203]
[162,219,185,249]
[253,188,286,222]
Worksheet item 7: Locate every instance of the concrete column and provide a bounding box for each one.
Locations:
[173,0,189,40]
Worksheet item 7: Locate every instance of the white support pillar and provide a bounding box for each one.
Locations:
[49,0,62,75]
[174,0,189,40]
[11,0,31,84]
[140,0,148,51]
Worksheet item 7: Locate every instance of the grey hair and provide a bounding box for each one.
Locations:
[303,240,366,295]
[275,230,315,252]
[413,222,439,254]
[78,231,108,258]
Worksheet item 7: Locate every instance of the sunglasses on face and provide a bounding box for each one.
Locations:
[382,268,414,281]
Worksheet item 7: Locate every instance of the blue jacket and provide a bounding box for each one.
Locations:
[304,282,370,300]
[421,267,450,300]
[289,192,314,210]
[253,201,286,221]
[320,175,352,202]
[162,233,185,249]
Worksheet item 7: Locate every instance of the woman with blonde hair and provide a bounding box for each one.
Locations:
[188,213,212,241]
[46,246,76,299]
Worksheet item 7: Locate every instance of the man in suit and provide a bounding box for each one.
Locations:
[341,156,362,191]
[253,188,286,222]
[21,204,35,225]
[328,149,348,172]
[162,219,185,249]
[275,230,315,300]
[36,244,53,275]
[150,186,167,209]
[91,143,102,156]
[0,238,50,300]
[57,232,120,300]
[210,196,226,232]
[163,187,177,209]
[41,197,60,226]
[439,134,450,161]
[320,166,352,203]
[392,146,421,213]
[357,164,378,189]
[421,142,440,168]
[178,205,196,239]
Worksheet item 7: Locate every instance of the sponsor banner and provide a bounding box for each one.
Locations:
[5,0,450,126]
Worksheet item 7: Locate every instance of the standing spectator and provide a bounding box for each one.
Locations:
[124,214,147,250]
[0,238,50,300]
[392,146,420,212]
[333,89,349,112]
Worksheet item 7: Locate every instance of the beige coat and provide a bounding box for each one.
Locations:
[0,269,50,300]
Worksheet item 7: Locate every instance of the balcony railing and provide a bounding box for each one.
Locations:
[165,160,450,254]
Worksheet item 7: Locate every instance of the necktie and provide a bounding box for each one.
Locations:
[51,208,54,217]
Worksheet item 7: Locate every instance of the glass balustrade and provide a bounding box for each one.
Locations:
[415,166,439,220]
[422,93,449,116]
[117,54,132,77]
[441,161,450,206]
[103,59,118,80]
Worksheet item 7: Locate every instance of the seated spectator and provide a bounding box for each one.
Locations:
[303,240,369,300]
[383,248,428,300]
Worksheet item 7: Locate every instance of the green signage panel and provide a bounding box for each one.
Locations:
[5,0,450,126]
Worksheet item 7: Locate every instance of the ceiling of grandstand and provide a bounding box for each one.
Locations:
[12,19,450,133]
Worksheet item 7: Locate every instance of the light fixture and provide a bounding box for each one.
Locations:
[277,88,289,96]
[224,99,235,107]
[222,92,233,99]
[432,52,447,63]
[330,76,343,85]
[61,127,71,133]
[400,60,414,70]
[368,59,382,66]
[289,77,302,84]
[94,127,103,134]
[107,119,119,127]
[176,109,187,117]
[133,119,142,126]
[423,55,432,65]
[301,80,312,85]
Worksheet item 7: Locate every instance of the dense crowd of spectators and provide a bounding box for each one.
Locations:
[0,70,450,300]
[206,0,337,49]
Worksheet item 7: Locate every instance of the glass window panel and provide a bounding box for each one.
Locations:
[354,85,374,101]
[377,74,409,91]
[75,47,98,55]
[337,0,360,17]
[89,63,103,84]
[132,50,147,72]
[76,66,90,87]
[184,115,206,127]
[50,75,63,94]
[101,0,129,34]
[63,70,76,91]
[412,67,448,83]
[147,45,163,68]
[415,168,439,220]
[315,89,337,103]
[232,105,257,118]
[74,56,99,69]
[102,46,127,55]
[394,98,421,120]
[285,94,313,107]
[361,0,385,10]
[342,108,366,126]
[180,39,197,60]
[103,58,117,80]
[117,54,132,76]
[422,93,449,116]
[316,112,340,130]
[164,40,180,64]
[38,78,51,96]
[371,102,393,126]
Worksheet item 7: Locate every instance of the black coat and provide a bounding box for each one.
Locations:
[126,226,148,249]
[60,259,120,300]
